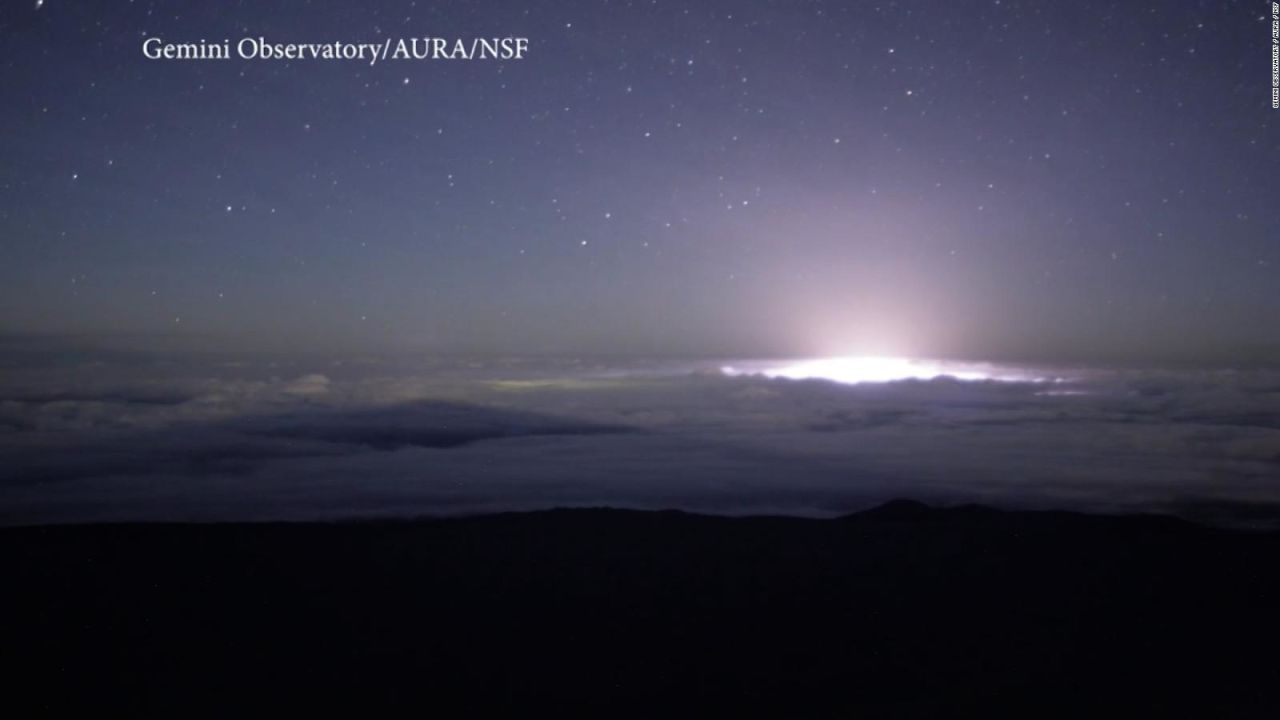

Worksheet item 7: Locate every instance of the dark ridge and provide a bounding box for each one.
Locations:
[845,497,935,520]
[2,504,1277,716]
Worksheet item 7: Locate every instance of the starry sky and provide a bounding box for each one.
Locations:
[1,0,1277,364]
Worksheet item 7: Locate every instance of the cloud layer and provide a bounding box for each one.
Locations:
[1,354,1277,526]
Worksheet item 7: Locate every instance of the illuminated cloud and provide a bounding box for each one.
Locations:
[722,356,1054,384]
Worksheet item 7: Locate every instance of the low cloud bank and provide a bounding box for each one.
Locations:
[1,354,1277,526]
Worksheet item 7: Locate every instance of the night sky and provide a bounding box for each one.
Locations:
[2,1,1277,363]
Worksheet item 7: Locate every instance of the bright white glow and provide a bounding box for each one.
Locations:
[770,357,960,383]
[721,356,1049,385]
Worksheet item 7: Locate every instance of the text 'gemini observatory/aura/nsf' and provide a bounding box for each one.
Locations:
[142,37,531,65]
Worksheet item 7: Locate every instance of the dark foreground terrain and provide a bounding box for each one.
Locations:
[3,501,1279,716]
